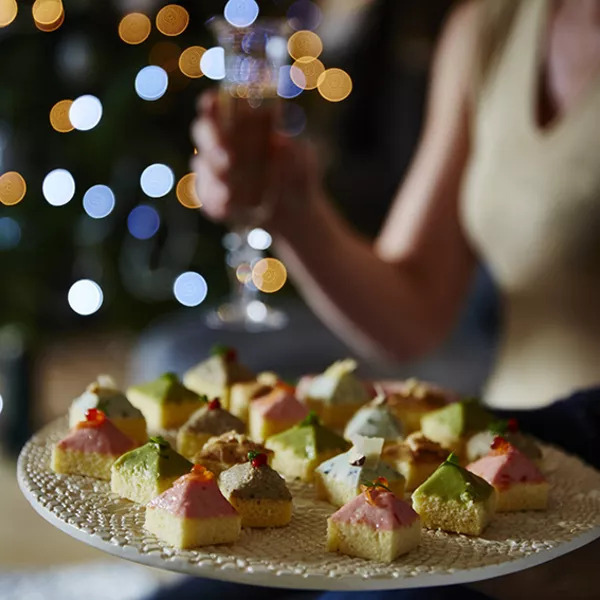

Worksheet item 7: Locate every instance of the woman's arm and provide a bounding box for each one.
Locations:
[269,1,482,361]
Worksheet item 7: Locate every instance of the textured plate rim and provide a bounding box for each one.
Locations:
[16,419,600,591]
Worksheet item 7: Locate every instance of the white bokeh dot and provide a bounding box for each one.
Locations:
[135,65,169,101]
[42,169,76,206]
[173,271,208,307]
[69,95,103,131]
[140,163,174,198]
[200,47,226,80]
[224,0,259,28]
[247,227,272,250]
[246,300,267,322]
[68,279,104,316]
[83,185,115,219]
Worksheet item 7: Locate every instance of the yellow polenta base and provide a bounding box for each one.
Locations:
[110,468,181,505]
[51,447,117,481]
[229,381,267,422]
[145,507,241,549]
[176,430,212,461]
[182,376,230,409]
[249,411,299,444]
[227,497,292,528]
[412,494,496,536]
[327,518,421,562]
[314,472,405,508]
[111,418,147,445]
[127,389,200,430]
[419,420,465,455]
[303,400,363,431]
[496,482,549,512]
[385,457,442,493]
[265,442,343,483]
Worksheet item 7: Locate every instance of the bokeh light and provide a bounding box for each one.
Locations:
[247,228,272,250]
[176,173,202,209]
[49,99,74,133]
[127,205,160,240]
[317,68,353,102]
[246,300,267,322]
[140,163,174,198]
[200,47,225,80]
[118,13,151,45]
[69,95,103,131]
[135,65,169,101]
[68,279,103,316]
[277,65,303,99]
[156,4,189,37]
[235,262,252,284]
[287,30,322,60]
[179,46,206,78]
[0,217,21,250]
[290,57,324,90]
[42,169,75,206]
[0,393,3,416]
[149,41,181,73]
[224,0,259,28]
[251,257,287,293]
[287,0,322,31]
[0,171,27,206]
[173,271,208,307]
[0,0,18,28]
[83,185,115,219]
[32,0,64,32]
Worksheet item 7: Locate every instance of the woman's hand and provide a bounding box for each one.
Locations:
[191,90,317,228]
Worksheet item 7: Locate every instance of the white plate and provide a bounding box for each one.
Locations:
[17,418,600,591]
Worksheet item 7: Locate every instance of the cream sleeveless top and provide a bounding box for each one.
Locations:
[461,0,600,409]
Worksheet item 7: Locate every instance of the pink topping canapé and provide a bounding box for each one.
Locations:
[147,471,238,519]
[57,419,136,455]
[466,441,546,490]
[330,488,418,531]
[254,388,308,422]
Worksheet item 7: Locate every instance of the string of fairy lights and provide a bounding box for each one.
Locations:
[0,0,352,318]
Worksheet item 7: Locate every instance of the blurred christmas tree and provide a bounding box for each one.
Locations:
[0,0,241,339]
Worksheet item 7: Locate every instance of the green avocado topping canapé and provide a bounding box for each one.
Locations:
[113,437,193,480]
[268,416,350,458]
[129,372,201,405]
[412,452,493,504]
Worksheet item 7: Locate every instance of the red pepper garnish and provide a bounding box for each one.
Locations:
[77,408,106,428]
[248,451,267,468]
[275,380,295,395]
[190,464,214,482]
[208,398,221,410]
[360,477,392,505]
[491,436,511,453]
[507,418,519,433]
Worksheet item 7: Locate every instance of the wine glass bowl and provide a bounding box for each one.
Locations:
[204,18,291,332]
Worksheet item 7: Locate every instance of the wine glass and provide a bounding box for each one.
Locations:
[204,18,290,332]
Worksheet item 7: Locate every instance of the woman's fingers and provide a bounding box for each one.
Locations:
[191,156,231,221]
[191,117,230,173]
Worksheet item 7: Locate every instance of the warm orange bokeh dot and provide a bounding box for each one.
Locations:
[118,13,151,45]
[251,258,287,294]
[287,30,323,61]
[179,46,206,78]
[317,68,353,102]
[32,0,64,31]
[176,173,202,209]
[0,0,18,28]
[156,4,189,37]
[49,99,74,133]
[149,41,181,72]
[290,57,325,91]
[0,171,27,206]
